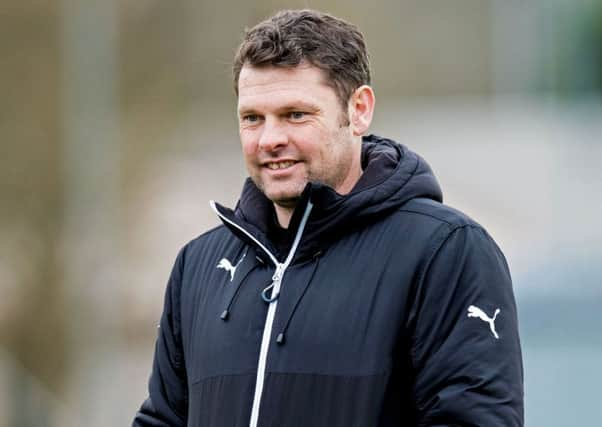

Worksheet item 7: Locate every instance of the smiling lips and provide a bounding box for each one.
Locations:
[265,160,297,170]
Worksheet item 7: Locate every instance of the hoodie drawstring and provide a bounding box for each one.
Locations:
[276,251,322,345]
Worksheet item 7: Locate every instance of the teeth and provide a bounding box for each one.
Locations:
[267,161,295,170]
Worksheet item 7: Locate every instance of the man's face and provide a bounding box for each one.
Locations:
[237,64,360,208]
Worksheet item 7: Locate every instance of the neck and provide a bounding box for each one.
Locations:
[274,204,294,229]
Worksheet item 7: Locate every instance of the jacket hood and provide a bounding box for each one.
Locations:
[213,135,443,262]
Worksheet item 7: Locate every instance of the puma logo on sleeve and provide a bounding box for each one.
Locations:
[467,305,500,339]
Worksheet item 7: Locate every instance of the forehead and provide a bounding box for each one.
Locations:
[237,65,338,111]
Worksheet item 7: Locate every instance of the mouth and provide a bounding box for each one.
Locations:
[264,160,297,170]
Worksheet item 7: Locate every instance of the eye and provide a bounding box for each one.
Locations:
[241,114,261,124]
[288,111,306,121]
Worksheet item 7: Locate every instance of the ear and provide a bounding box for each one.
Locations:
[349,85,375,136]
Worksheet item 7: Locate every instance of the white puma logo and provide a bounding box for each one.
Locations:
[216,252,246,282]
[467,305,500,339]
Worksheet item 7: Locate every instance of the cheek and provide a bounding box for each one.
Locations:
[300,126,331,154]
[239,132,258,157]
[325,130,353,166]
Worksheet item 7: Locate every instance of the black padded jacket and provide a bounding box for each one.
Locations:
[133,135,524,427]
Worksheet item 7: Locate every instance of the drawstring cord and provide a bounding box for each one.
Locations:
[220,254,263,321]
[276,251,322,345]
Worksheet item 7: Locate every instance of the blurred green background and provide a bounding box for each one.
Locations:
[1,1,601,425]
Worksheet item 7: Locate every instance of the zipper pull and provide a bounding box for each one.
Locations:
[261,283,278,303]
[272,263,285,283]
[262,263,284,303]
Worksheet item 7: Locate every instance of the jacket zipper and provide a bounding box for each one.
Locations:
[210,200,313,427]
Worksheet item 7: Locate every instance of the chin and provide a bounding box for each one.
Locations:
[264,188,303,206]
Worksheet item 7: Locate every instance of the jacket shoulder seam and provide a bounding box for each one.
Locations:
[396,208,456,226]
[396,206,478,229]
[414,223,485,299]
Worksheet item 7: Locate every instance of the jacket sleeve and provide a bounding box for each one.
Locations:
[133,248,188,426]
[409,225,524,426]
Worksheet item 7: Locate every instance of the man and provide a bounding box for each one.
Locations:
[134,9,523,427]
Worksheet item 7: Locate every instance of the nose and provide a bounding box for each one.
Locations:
[258,118,288,152]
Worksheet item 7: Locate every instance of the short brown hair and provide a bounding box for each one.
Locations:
[233,9,371,108]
